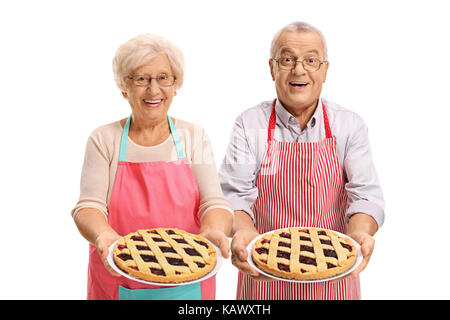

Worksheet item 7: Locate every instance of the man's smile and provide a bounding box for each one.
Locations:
[289,81,309,90]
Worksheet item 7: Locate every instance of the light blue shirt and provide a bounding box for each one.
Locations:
[218,98,385,228]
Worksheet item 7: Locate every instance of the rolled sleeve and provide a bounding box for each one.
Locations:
[71,131,110,220]
[346,199,385,228]
[343,115,385,228]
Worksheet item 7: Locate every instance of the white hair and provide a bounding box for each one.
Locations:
[112,34,185,91]
[270,22,328,60]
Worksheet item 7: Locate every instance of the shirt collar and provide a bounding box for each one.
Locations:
[275,97,324,130]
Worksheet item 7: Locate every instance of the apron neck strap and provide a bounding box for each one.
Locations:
[168,115,186,159]
[321,101,333,139]
[119,116,132,162]
[268,99,332,143]
[118,115,186,162]
[267,100,277,143]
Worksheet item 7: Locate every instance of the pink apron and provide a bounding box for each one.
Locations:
[87,115,215,300]
[237,99,360,300]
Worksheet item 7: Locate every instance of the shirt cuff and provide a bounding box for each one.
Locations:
[345,200,385,228]
[71,199,108,220]
[227,197,255,222]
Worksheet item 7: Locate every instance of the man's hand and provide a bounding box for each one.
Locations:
[347,230,375,277]
[331,213,377,283]
[230,229,273,281]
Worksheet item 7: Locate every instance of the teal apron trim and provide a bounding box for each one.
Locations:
[168,116,186,159]
[118,115,185,162]
[118,282,201,300]
[118,116,132,162]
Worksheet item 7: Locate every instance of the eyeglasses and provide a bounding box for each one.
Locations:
[127,74,176,87]
[271,57,327,72]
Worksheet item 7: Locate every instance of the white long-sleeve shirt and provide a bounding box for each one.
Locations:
[218,97,385,228]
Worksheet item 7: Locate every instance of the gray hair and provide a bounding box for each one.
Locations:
[270,22,328,60]
[112,34,185,91]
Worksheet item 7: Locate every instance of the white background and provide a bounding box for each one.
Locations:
[1,0,449,299]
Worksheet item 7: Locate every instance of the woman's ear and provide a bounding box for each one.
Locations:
[122,91,128,99]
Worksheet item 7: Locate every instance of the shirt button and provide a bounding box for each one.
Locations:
[311,118,316,127]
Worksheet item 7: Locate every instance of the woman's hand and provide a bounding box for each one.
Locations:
[199,229,230,259]
[74,208,122,276]
[199,208,233,259]
[230,229,273,281]
[94,229,122,277]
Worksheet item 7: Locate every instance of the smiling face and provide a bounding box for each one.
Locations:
[122,53,176,125]
[269,30,328,114]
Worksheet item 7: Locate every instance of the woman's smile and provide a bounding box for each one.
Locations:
[143,98,164,108]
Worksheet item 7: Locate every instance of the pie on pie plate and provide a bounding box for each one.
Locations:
[113,228,217,283]
[252,227,357,281]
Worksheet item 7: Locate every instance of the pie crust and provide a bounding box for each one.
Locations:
[113,228,217,283]
[252,227,357,280]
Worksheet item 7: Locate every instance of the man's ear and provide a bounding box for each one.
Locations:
[322,61,329,83]
[269,59,275,81]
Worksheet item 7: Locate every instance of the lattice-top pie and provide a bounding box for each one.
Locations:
[252,227,357,280]
[113,228,216,283]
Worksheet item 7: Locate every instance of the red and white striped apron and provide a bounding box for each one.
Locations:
[237,99,360,300]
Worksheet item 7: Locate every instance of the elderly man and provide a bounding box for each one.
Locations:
[219,22,384,300]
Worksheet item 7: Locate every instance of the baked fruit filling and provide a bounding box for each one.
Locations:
[113,228,217,283]
[252,227,357,280]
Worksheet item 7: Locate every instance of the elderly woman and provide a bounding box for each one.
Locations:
[72,34,233,300]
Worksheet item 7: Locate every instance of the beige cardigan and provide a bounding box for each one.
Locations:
[72,118,233,220]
